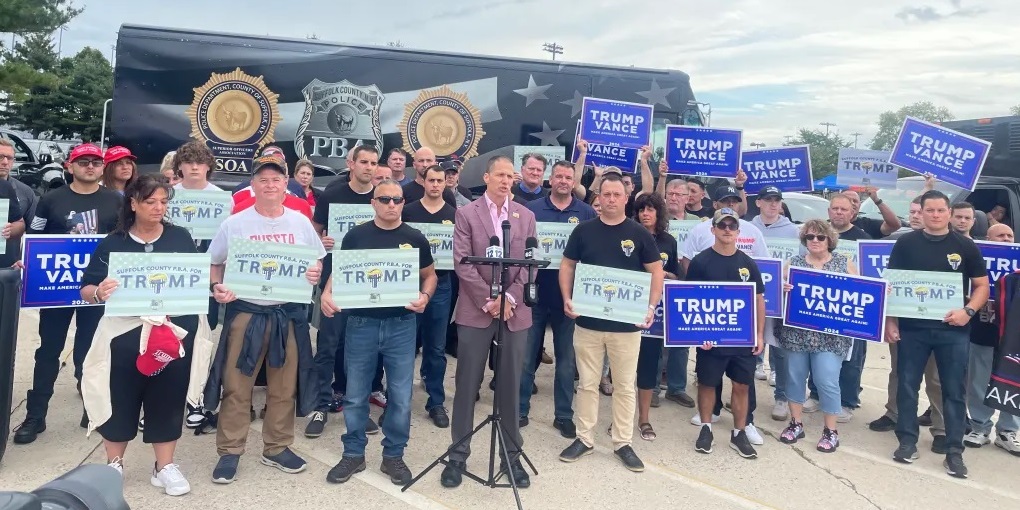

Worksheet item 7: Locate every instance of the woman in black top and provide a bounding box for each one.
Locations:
[633,193,680,441]
[80,174,201,496]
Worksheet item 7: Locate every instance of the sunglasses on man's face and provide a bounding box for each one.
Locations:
[75,159,104,167]
[374,195,405,205]
[715,221,739,231]
[804,234,828,242]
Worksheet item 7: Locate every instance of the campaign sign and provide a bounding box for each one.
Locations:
[784,267,887,342]
[580,97,653,149]
[668,219,701,256]
[663,282,756,347]
[21,234,104,308]
[753,257,783,318]
[166,189,232,240]
[857,240,895,278]
[328,203,375,252]
[406,222,454,271]
[836,148,898,189]
[572,121,640,172]
[741,145,814,194]
[642,298,666,339]
[535,222,578,270]
[975,240,1020,298]
[571,263,652,325]
[105,252,211,317]
[889,116,991,191]
[332,248,420,309]
[834,240,859,267]
[766,237,802,262]
[884,269,963,320]
[664,125,742,178]
[513,145,567,181]
[225,238,319,304]
[0,199,7,254]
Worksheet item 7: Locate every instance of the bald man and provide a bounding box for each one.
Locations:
[986,223,1014,243]
[402,147,458,207]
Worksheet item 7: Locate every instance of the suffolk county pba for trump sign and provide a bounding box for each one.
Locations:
[783,267,887,342]
[889,116,991,191]
[225,238,319,303]
[664,126,742,178]
[663,282,757,347]
[105,252,211,316]
[571,263,652,325]
[580,98,653,149]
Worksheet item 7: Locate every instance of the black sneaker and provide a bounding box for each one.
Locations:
[212,454,240,484]
[501,457,531,487]
[893,444,919,464]
[428,407,450,428]
[366,417,380,435]
[328,392,344,413]
[695,425,714,454]
[381,457,412,485]
[931,435,947,454]
[327,456,366,484]
[559,439,594,462]
[919,407,933,427]
[553,418,577,439]
[80,408,89,429]
[614,445,644,472]
[440,460,465,488]
[944,453,968,479]
[261,448,307,474]
[186,405,205,429]
[665,392,696,408]
[12,417,46,444]
[519,416,529,428]
[304,410,327,438]
[730,430,758,459]
[868,415,897,432]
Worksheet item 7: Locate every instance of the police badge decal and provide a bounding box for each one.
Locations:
[295,79,385,167]
[399,85,485,160]
[185,68,281,174]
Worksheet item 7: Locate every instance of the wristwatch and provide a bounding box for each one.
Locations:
[210,281,221,293]
[964,306,976,317]
[92,287,104,304]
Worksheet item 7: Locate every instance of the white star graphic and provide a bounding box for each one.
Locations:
[561,90,583,118]
[529,122,565,146]
[513,74,552,107]
[636,79,676,108]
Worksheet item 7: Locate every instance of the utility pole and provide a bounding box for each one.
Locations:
[109,44,116,66]
[750,142,765,149]
[783,135,793,145]
[57,25,67,58]
[819,122,837,136]
[850,132,862,148]
[542,42,563,60]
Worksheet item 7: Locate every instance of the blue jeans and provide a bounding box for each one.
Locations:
[520,303,576,420]
[968,344,1020,435]
[656,347,689,396]
[417,274,452,411]
[807,340,866,408]
[314,311,346,410]
[895,328,969,455]
[341,313,416,458]
[770,345,788,402]
[785,350,843,415]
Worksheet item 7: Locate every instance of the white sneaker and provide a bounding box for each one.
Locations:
[803,398,820,413]
[963,431,990,448]
[185,406,205,429]
[151,463,191,496]
[690,413,721,426]
[754,364,767,381]
[995,431,1020,456]
[745,424,765,445]
[107,457,124,475]
[836,407,854,423]
[771,401,790,421]
[768,371,776,387]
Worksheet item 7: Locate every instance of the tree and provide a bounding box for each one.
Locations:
[1011,105,1020,116]
[0,0,81,36]
[785,128,852,179]
[870,101,954,151]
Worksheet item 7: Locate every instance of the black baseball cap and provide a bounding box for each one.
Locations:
[440,160,461,172]
[758,185,783,199]
[715,185,742,202]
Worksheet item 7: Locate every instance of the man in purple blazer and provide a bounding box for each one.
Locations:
[441,155,538,489]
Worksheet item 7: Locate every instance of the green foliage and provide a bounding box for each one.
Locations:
[0,0,81,35]
[784,128,851,179]
[870,101,955,151]
[1011,105,1020,116]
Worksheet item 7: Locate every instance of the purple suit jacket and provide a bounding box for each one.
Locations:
[453,196,537,332]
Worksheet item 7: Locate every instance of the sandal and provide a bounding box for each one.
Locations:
[599,378,614,396]
[639,423,656,441]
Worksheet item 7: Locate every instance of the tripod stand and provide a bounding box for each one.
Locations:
[402,249,548,510]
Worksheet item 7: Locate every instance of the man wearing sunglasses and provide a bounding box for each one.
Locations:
[13,143,123,445]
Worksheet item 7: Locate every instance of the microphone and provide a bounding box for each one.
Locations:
[524,237,538,307]
[501,220,511,256]
[487,236,502,299]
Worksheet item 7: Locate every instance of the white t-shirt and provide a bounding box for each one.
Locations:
[208,207,327,306]
[682,218,769,259]
[174,182,222,191]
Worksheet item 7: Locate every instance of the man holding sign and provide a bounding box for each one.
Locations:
[886,190,988,479]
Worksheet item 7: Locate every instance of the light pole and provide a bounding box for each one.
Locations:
[750,142,765,149]
[687,100,712,127]
[850,132,862,148]
[56,25,67,58]
[542,42,563,60]
[783,135,793,145]
[820,122,837,136]
[100,98,113,149]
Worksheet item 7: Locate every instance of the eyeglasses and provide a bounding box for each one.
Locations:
[75,159,104,167]
[0,155,14,162]
[374,196,405,205]
[804,234,828,242]
[715,221,739,231]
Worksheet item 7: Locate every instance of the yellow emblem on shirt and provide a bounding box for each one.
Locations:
[399,243,413,249]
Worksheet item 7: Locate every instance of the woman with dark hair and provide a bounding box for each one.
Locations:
[80,174,212,496]
[101,146,138,194]
[293,158,321,209]
[632,192,680,441]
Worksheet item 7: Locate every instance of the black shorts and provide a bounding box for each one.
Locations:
[636,336,663,390]
[695,350,755,387]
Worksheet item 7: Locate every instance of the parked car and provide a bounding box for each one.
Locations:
[0,130,67,193]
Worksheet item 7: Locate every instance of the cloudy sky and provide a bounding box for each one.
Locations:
[45,0,1020,148]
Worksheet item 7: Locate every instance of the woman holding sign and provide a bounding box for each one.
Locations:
[779,219,856,453]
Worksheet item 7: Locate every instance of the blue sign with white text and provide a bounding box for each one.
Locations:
[753,257,783,318]
[664,126,743,178]
[642,299,664,338]
[573,121,640,172]
[21,234,104,308]
[784,267,887,342]
[741,145,814,194]
[663,282,756,347]
[889,116,991,191]
[580,97,653,149]
[857,240,895,279]
[975,240,1020,299]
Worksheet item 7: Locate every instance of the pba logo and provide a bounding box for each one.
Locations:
[399,243,413,249]
[568,216,580,224]
[295,79,385,167]
[261,260,279,281]
[428,238,441,254]
[541,238,554,253]
[947,253,961,270]
[366,268,383,288]
[442,220,453,225]
[148,273,169,294]
[602,284,618,302]
[399,84,485,160]
[659,252,668,266]
[621,239,635,257]
[914,286,930,302]
[739,267,750,282]
[181,206,199,222]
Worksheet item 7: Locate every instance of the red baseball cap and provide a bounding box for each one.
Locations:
[68,143,103,162]
[104,146,137,165]
[136,324,183,377]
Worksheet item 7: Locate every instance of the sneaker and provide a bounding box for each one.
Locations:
[519,416,529,428]
[380,457,412,485]
[80,409,88,429]
[893,444,919,464]
[138,417,145,432]
[963,431,990,448]
[931,435,948,454]
[185,405,205,429]
[771,401,790,421]
[768,371,776,387]
[540,348,553,364]
[212,454,240,484]
[695,425,714,453]
[665,391,696,408]
[919,407,933,427]
[326,455,366,484]
[780,422,805,444]
[868,415,897,432]
[366,417,380,435]
[690,413,721,426]
[836,407,853,423]
[614,445,644,472]
[730,430,758,459]
[802,398,820,413]
[754,363,767,381]
[370,391,388,408]
[817,428,839,453]
[13,417,46,444]
[151,463,191,496]
[994,431,1020,456]
[944,453,968,479]
[650,392,660,408]
[328,392,344,413]
[304,410,327,438]
[744,424,764,446]
[559,439,594,462]
[553,418,577,439]
[428,407,450,428]
[261,448,307,474]
[107,457,124,475]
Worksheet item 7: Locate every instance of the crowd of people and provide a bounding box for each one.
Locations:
[1,135,1017,499]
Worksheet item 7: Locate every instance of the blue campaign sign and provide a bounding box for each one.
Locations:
[663,282,756,348]
[753,257,783,318]
[580,97,653,149]
[975,240,1020,298]
[642,299,665,338]
[857,240,895,279]
[784,267,887,342]
[664,125,742,178]
[889,116,991,191]
[741,145,814,194]
[21,234,104,308]
[572,121,640,172]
